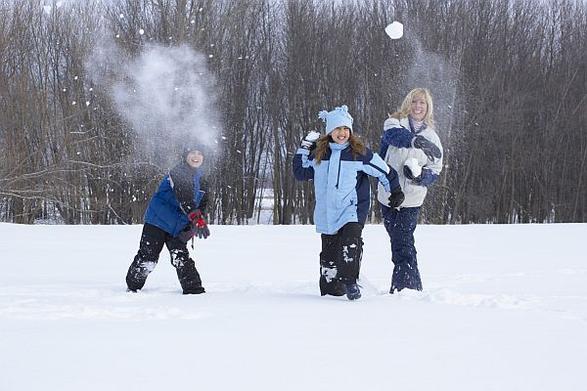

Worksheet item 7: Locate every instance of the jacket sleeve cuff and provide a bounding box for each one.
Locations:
[383,117,401,129]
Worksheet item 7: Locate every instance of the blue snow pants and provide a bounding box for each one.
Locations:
[381,205,423,293]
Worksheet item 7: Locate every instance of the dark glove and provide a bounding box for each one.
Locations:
[388,187,405,208]
[188,209,210,239]
[300,131,321,151]
[413,135,441,161]
[403,165,423,184]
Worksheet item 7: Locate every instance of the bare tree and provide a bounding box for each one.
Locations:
[1,0,585,225]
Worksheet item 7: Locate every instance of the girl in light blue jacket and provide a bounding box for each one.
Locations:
[293,105,404,300]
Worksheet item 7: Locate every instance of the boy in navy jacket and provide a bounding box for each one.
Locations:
[126,145,210,294]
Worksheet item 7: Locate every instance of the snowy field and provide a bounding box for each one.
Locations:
[0,222,586,391]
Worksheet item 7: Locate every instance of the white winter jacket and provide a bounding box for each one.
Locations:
[377,117,443,208]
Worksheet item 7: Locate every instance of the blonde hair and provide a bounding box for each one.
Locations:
[314,132,365,164]
[390,88,435,127]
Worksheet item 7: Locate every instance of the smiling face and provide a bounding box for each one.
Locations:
[186,150,204,168]
[410,94,428,122]
[331,126,351,144]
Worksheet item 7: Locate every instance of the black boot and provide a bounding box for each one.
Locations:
[319,275,346,296]
[183,286,206,294]
[176,258,205,295]
[168,242,205,294]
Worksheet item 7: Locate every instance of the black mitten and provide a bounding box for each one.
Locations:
[403,165,423,184]
[413,135,441,161]
[388,187,405,208]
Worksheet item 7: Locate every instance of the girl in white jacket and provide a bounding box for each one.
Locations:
[377,88,443,293]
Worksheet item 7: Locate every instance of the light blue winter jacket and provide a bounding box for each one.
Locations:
[293,142,400,234]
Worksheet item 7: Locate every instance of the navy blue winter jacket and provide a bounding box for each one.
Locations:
[144,162,207,237]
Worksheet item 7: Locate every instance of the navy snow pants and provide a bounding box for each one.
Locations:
[126,223,204,294]
[381,205,423,293]
[319,222,364,296]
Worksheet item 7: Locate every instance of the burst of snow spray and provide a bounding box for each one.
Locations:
[86,39,221,167]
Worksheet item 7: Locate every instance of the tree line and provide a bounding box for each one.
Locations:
[1,0,585,225]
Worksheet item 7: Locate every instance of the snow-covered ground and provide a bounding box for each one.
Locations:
[0,222,586,390]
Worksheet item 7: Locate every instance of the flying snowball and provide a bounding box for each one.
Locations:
[385,21,404,39]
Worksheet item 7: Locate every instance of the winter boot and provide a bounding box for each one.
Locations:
[389,262,423,293]
[319,276,346,296]
[345,282,361,301]
[169,247,205,295]
[183,286,206,294]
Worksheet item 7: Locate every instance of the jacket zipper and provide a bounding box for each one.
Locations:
[335,153,342,189]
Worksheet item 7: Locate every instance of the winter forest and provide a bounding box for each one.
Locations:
[0,0,585,225]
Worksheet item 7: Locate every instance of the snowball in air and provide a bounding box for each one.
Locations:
[404,157,422,177]
[385,21,404,39]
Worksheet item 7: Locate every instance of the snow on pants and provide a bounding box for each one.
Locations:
[381,205,423,292]
[319,222,364,295]
[126,223,203,293]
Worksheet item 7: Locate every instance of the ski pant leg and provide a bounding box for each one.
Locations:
[337,222,364,284]
[166,236,204,294]
[382,205,422,292]
[319,233,345,296]
[126,223,166,291]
